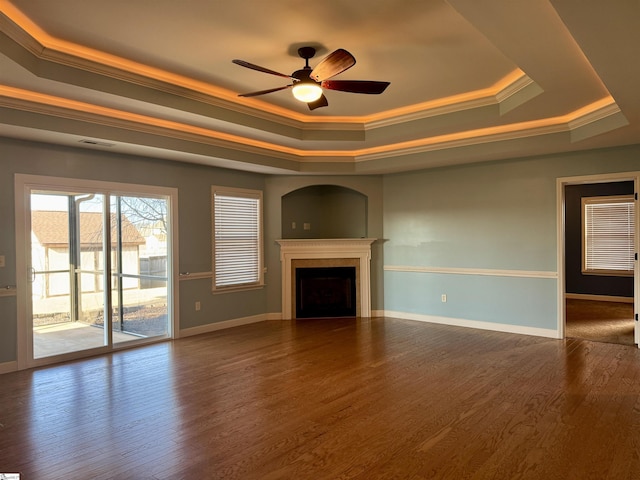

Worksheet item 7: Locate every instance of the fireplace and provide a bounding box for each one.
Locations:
[296,266,357,318]
[276,238,375,320]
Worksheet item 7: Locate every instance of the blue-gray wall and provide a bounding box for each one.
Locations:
[281,185,368,239]
[383,145,639,334]
[0,137,267,365]
[1,136,638,367]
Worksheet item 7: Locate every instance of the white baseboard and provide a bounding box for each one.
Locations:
[179,314,267,338]
[0,360,18,375]
[565,293,634,303]
[383,310,560,339]
[177,310,560,340]
[2,310,560,375]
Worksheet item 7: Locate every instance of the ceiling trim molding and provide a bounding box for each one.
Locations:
[568,101,624,130]
[0,8,312,128]
[495,72,536,103]
[366,70,534,129]
[354,123,570,162]
[0,85,620,166]
[356,99,620,162]
[0,86,303,161]
[0,2,547,135]
[366,94,497,129]
[0,3,42,55]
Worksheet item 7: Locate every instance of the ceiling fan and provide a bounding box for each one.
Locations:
[232,47,390,110]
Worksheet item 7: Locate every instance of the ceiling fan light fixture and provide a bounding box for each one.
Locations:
[292,82,323,103]
[233,47,388,110]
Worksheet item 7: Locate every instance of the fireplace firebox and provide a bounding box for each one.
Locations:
[276,238,375,320]
[296,266,356,318]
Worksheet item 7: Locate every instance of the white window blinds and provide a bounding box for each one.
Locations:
[583,195,635,274]
[212,188,263,290]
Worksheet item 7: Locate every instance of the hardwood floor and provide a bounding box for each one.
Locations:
[566,299,635,346]
[2,317,640,479]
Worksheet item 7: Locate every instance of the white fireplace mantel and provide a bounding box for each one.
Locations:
[276,238,376,320]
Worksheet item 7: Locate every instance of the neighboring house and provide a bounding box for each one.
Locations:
[138,221,168,288]
[30,211,146,298]
[137,220,167,258]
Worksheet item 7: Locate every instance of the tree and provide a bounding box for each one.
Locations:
[118,196,168,236]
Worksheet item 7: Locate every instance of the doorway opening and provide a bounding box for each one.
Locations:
[559,174,638,346]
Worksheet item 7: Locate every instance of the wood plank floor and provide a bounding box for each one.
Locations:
[2,317,640,479]
[566,299,635,346]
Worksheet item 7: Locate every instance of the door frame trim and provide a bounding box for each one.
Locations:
[556,171,639,345]
[15,174,179,370]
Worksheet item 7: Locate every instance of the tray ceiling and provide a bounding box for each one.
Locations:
[0,0,638,174]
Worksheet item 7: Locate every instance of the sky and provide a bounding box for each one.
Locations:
[31,193,104,212]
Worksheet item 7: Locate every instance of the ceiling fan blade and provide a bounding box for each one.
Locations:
[238,85,292,97]
[307,94,328,111]
[321,80,390,94]
[309,49,356,82]
[232,59,292,79]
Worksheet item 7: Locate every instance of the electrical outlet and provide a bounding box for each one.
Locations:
[441,294,447,303]
[0,255,4,268]
[303,223,311,230]
[195,301,201,311]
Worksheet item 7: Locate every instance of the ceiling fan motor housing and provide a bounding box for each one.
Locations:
[292,67,318,85]
[298,47,317,61]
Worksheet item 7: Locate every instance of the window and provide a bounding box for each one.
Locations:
[582,195,635,276]
[212,186,263,291]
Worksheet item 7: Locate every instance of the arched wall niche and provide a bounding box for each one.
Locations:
[281,184,368,239]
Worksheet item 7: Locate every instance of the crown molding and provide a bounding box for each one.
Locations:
[0,87,302,162]
[0,85,622,166]
[355,123,570,162]
[0,4,543,135]
[495,72,536,103]
[568,101,623,130]
[366,95,498,130]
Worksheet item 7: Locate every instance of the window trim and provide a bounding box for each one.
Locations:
[211,186,264,293]
[581,194,635,277]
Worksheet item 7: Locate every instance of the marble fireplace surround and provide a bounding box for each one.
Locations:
[276,239,376,320]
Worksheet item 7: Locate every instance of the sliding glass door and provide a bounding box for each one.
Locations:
[30,192,108,358]
[18,176,175,367]
[109,195,169,344]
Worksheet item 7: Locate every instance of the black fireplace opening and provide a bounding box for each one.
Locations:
[295,266,357,318]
